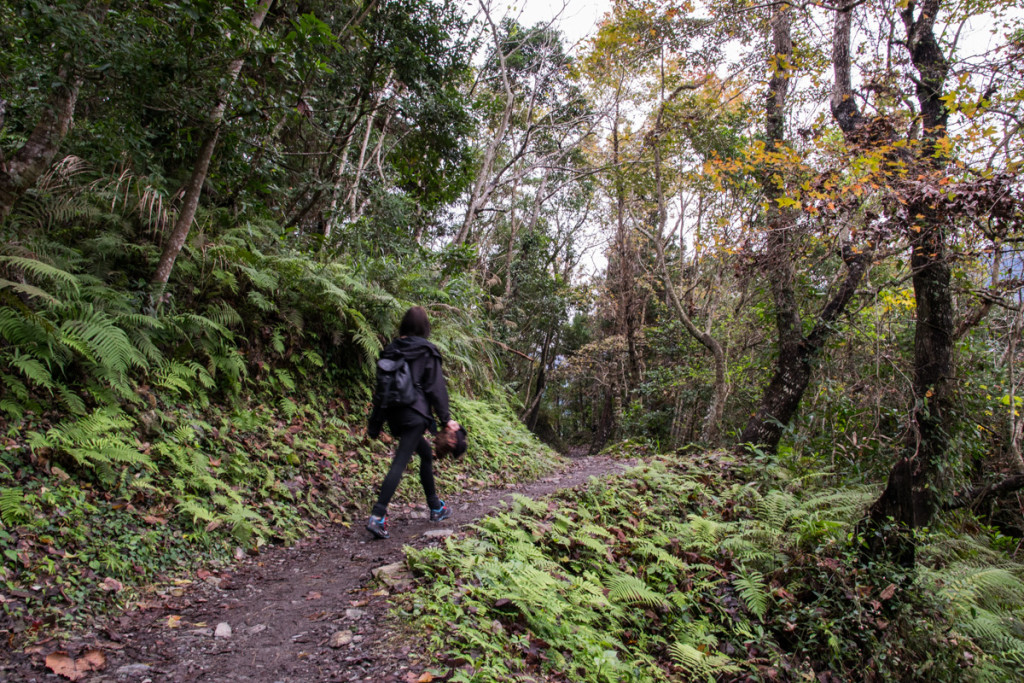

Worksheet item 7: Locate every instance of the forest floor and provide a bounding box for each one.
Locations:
[3,451,634,683]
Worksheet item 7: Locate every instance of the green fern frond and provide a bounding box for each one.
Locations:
[178,498,215,524]
[9,354,54,390]
[60,304,137,372]
[0,255,80,294]
[683,514,727,549]
[204,301,243,328]
[0,278,60,303]
[754,490,797,528]
[0,488,33,526]
[668,641,740,678]
[512,493,550,517]
[633,540,687,571]
[732,568,770,619]
[606,573,668,608]
[248,290,276,312]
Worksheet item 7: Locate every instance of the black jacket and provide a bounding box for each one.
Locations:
[367,336,450,437]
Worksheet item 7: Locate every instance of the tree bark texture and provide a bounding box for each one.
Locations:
[738,6,801,451]
[739,3,877,452]
[830,4,868,136]
[866,0,953,545]
[0,68,82,220]
[151,0,274,289]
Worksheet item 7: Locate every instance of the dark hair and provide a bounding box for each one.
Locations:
[398,306,431,338]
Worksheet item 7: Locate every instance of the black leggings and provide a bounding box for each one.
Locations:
[371,421,441,517]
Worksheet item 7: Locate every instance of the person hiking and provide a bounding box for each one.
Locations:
[365,306,459,539]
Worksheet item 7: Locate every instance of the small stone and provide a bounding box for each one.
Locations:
[352,635,364,643]
[372,562,413,589]
[344,608,365,620]
[329,630,353,648]
[116,663,153,677]
[423,529,453,539]
[214,622,232,638]
[204,576,222,588]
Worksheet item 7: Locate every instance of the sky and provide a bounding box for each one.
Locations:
[469,0,612,53]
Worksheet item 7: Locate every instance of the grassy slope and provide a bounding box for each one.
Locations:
[0,391,560,644]
[402,446,1024,683]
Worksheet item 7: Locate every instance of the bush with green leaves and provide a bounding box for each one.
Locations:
[403,448,1024,682]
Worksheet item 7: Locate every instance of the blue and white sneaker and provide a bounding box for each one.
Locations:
[366,514,389,539]
[429,501,451,522]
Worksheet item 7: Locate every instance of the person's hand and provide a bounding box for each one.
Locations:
[446,420,460,432]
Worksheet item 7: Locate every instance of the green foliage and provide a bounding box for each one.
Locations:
[404,447,1024,682]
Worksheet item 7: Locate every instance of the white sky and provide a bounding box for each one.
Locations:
[470,0,612,53]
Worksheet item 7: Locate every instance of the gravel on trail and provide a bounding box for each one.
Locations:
[2,453,634,683]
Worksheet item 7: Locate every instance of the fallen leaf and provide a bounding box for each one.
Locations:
[45,650,106,681]
[879,583,897,600]
[305,591,322,601]
[100,577,123,592]
[143,515,167,525]
[167,615,182,628]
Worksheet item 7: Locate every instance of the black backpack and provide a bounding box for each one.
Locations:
[375,354,420,410]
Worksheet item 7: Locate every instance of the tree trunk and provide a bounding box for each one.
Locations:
[0,67,82,220]
[738,6,801,451]
[455,0,517,246]
[524,328,555,431]
[151,0,274,290]
[864,0,953,564]
[590,391,615,455]
[739,2,875,452]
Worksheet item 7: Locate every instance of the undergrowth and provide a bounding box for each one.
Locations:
[403,448,1024,682]
[0,177,562,645]
[0,390,558,644]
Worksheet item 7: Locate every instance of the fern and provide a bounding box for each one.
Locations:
[0,255,80,294]
[0,488,33,526]
[605,573,668,608]
[732,568,770,619]
[177,498,215,524]
[668,641,741,679]
[0,277,60,303]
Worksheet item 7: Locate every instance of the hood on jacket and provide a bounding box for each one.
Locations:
[384,336,441,362]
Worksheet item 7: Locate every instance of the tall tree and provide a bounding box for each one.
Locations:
[0,1,108,219]
[151,0,274,290]
[737,2,874,452]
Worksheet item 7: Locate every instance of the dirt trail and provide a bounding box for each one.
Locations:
[5,454,632,683]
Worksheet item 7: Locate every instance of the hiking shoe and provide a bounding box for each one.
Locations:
[429,501,451,522]
[366,514,389,539]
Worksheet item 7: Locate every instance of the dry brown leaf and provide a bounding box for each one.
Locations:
[45,650,106,681]
[100,577,123,592]
[879,583,897,600]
